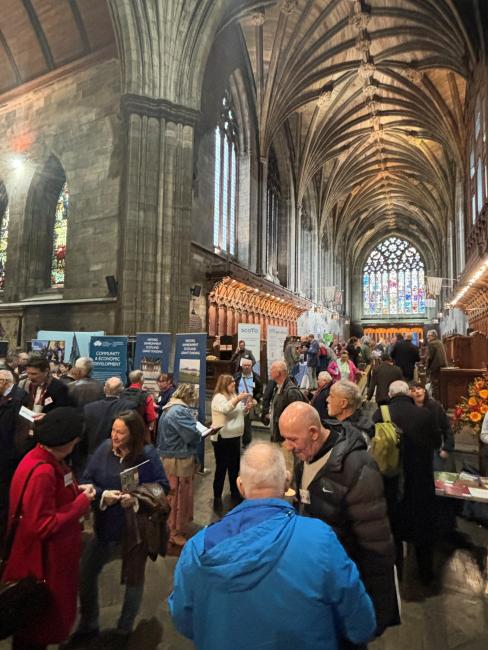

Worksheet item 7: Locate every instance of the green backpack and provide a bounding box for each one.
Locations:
[370,405,402,476]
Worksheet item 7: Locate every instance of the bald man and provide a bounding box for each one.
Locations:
[169,442,376,650]
[279,402,399,642]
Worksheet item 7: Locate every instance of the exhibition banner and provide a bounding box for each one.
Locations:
[89,335,128,383]
[267,325,289,376]
[174,333,207,425]
[37,330,104,359]
[134,333,172,396]
[32,339,66,363]
[237,323,261,374]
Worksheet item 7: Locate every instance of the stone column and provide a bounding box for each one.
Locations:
[218,304,227,336]
[208,302,218,336]
[226,307,235,336]
[118,95,198,333]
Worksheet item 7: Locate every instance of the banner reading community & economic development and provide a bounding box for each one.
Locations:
[89,335,128,383]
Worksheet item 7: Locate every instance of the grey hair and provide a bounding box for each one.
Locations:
[270,359,287,374]
[333,380,362,411]
[389,380,410,397]
[239,441,287,493]
[427,329,438,339]
[317,371,332,384]
[104,377,124,396]
[75,356,94,376]
[129,369,144,384]
[0,369,14,384]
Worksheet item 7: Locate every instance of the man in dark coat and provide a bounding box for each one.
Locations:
[310,371,332,420]
[20,354,71,412]
[267,360,307,443]
[425,330,447,400]
[367,354,404,405]
[373,380,441,584]
[390,333,420,381]
[0,369,31,541]
[280,401,399,642]
[68,357,104,407]
[234,358,263,447]
[230,340,256,374]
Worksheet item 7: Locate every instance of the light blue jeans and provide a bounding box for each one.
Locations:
[78,537,144,634]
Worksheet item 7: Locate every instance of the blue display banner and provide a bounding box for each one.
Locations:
[89,335,128,383]
[174,333,207,424]
[134,333,172,396]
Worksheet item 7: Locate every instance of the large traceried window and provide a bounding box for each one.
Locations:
[51,182,69,288]
[213,91,238,256]
[468,89,487,225]
[363,237,425,317]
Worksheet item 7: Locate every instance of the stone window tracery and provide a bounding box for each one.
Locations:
[0,205,9,291]
[51,182,68,288]
[468,90,487,225]
[363,237,425,317]
[213,91,238,256]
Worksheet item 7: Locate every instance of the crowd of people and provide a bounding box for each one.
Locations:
[0,331,466,649]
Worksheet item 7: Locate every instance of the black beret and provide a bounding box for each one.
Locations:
[34,407,84,447]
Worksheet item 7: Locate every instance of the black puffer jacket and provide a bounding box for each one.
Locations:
[295,425,399,634]
[270,377,307,443]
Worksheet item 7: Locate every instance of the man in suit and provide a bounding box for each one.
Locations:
[69,357,104,407]
[367,354,404,405]
[20,354,71,413]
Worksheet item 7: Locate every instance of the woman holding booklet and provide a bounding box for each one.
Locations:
[157,383,202,546]
[72,410,169,642]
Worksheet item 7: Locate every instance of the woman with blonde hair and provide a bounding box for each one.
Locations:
[157,383,201,546]
[211,374,251,509]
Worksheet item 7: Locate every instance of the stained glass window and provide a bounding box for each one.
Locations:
[213,91,238,255]
[51,182,68,288]
[363,237,425,316]
[0,205,9,290]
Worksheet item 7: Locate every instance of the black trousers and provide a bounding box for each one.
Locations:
[212,436,241,499]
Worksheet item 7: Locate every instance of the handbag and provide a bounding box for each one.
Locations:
[0,461,51,640]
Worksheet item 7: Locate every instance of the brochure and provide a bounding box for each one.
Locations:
[120,459,150,492]
[196,422,223,438]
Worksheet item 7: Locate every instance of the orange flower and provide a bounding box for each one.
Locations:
[468,397,478,406]
[479,389,488,399]
[481,404,488,414]
[470,412,482,422]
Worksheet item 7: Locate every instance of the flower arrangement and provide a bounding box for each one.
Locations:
[452,374,488,434]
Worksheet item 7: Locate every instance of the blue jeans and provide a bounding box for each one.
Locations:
[78,537,144,634]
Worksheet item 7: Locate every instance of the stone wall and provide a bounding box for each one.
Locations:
[0,56,122,344]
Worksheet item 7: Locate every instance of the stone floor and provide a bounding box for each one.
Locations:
[3,430,487,650]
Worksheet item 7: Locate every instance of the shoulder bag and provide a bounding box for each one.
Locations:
[0,461,51,639]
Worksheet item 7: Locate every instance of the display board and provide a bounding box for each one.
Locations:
[237,323,261,374]
[267,325,288,376]
[134,333,172,396]
[89,335,128,383]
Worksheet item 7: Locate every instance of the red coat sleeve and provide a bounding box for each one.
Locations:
[23,467,90,540]
[145,394,157,423]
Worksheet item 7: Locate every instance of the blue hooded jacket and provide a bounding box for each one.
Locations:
[169,499,376,650]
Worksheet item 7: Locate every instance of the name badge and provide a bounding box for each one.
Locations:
[299,488,311,505]
[64,472,73,487]
[44,397,53,406]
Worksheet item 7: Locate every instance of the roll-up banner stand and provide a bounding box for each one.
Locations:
[89,335,128,383]
[267,325,289,377]
[174,333,207,467]
[237,323,261,374]
[134,333,172,397]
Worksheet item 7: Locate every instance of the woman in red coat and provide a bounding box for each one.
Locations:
[3,407,95,649]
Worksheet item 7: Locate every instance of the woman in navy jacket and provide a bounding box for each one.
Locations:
[73,410,169,641]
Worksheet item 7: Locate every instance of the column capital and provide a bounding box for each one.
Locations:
[121,93,201,127]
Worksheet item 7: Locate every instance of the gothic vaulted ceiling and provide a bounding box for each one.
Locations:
[224,0,483,270]
[0,0,115,96]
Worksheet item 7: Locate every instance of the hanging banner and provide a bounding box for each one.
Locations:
[237,323,261,374]
[89,335,128,383]
[134,333,172,396]
[267,325,289,376]
[37,330,104,359]
[174,333,207,424]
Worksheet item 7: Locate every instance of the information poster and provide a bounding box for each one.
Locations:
[267,325,289,376]
[134,333,172,396]
[237,323,261,374]
[174,333,207,425]
[32,339,65,363]
[89,335,128,383]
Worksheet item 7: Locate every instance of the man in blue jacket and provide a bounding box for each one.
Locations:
[169,442,376,650]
